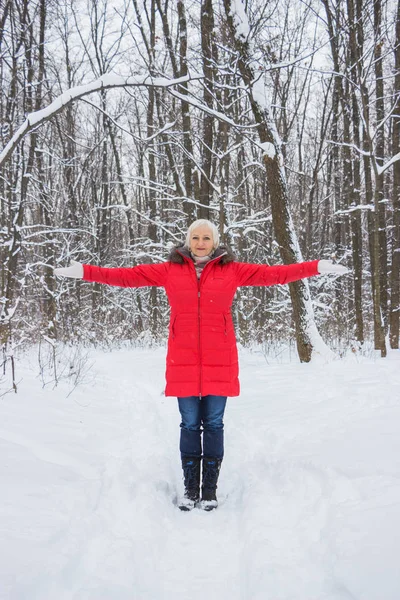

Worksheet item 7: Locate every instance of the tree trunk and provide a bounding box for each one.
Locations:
[107,121,135,249]
[223,0,333,362]
[347,0,364,344]
[199,0,215,219]
[156,0,198,220]
[389,0,400,348]
[374,0,388,334]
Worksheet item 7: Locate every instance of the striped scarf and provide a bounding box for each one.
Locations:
[190,253,213,279]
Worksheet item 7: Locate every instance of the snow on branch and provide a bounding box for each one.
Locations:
[258,141,276,159]
[335,204,375,215]
[229,0,250,40]
[167,88,249,129]
[377,151,400,176]
[0,73,202,167]
[327,139,372,158]
[327,141,400,176]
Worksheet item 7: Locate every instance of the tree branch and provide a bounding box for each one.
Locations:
[0,72,202,166]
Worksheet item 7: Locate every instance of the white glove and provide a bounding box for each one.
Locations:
[317,260,348,275]
[53,260,84,279]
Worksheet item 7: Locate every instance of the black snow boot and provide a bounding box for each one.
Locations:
[200,457,222,511]
[178,456,201,511]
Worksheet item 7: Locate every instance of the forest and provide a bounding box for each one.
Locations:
[1,0,399,390]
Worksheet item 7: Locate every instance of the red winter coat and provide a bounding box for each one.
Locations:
[83,246,319,398]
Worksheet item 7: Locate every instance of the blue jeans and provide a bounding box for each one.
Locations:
[177,395,227,460]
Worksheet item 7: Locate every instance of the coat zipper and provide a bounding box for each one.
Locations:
[175,250,227,398]
[198,284,202,398]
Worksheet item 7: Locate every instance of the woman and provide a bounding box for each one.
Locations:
[54,219,347,511]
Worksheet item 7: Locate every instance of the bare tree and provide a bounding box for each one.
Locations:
[222,0,334,362]
[389,0,400,348]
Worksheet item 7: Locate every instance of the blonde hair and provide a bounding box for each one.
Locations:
[184,219,220,249]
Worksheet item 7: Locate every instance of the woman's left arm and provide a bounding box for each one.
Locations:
[233,259,348,287]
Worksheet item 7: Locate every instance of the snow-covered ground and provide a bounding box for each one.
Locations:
[1,345,399,600]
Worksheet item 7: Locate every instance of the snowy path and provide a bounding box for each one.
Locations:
[1,347,400,600]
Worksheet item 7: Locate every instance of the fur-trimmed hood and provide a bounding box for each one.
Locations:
[168,244,235,265]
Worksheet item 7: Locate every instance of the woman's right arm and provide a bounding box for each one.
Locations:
[54,260,169,288]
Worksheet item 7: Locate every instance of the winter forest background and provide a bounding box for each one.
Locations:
[1,0,400,391]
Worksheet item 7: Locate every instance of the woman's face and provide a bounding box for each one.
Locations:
[189,226,214,257]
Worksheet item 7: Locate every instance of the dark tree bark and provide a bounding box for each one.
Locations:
[199,0,215,219]
[374,0,388,332]
[107,121,135,249]
[347,0,364,344]
[389,0,400,348]
[154,0,196,216]
[177,1,200,218]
